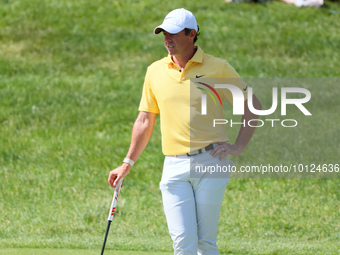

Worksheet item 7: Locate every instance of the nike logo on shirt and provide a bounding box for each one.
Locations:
[196,75,205,78]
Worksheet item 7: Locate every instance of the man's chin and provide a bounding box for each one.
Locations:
[167,48,176,56]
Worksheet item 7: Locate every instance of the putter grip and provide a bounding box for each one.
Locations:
[107,178,123,221]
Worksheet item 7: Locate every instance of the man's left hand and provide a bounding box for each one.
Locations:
[210,142,243,160]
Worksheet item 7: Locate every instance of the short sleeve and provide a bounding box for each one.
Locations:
[220,62,250,104]
[138,67,160,114]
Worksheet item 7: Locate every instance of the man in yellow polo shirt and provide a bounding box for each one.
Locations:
[108,8,262,255]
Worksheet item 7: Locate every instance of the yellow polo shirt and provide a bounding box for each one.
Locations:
[139,46,248,155]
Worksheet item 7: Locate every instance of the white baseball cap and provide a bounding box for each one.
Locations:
[154,8,198,34]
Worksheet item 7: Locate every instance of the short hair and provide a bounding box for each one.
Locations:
[184,25,200,43]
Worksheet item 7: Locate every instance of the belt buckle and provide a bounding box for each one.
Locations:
[186,149,202,157]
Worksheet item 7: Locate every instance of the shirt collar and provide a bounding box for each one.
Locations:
[190,46,204,63]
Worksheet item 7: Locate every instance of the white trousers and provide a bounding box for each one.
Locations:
[160,151,232,255]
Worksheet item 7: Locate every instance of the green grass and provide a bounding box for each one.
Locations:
[0,249,173,255]
[1,0,340,254]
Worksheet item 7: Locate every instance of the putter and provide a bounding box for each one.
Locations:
[101,178,124,255]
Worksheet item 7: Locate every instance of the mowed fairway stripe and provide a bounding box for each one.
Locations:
[0,249,173,255]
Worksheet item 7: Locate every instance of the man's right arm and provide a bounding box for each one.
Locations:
[108,111,158,188]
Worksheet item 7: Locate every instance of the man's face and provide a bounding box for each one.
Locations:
[163,30,194,57]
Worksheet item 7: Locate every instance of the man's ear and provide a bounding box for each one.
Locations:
[189,29,197,40]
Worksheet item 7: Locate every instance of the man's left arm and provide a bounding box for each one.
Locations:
[211,94,262,160]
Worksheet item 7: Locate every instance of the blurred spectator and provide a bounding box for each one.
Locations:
[225,0,272,2]
[280,0,324,8]
[225,0,324,7]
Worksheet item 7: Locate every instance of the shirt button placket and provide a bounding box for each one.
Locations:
[179,69,185,81]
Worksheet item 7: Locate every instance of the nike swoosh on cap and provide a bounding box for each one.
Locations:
[243,85,248,91]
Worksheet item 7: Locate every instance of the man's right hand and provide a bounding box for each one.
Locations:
[108,163,131,188]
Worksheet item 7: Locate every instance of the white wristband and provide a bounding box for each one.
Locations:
[123,158,135,167]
